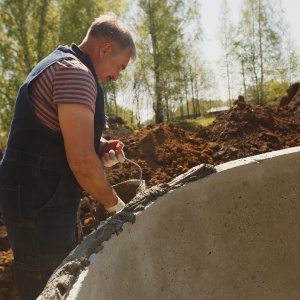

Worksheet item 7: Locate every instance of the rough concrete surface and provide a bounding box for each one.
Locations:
[38,164,215,300]
[39,147,300,300]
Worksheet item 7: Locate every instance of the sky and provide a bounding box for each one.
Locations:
[200,0,300,100]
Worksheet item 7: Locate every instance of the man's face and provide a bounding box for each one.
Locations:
[95,45,131,83]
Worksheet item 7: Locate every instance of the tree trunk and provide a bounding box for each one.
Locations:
[190,78,196,118]
[155,94,164,123]
[241,60,247,100]
[258,0,264,105]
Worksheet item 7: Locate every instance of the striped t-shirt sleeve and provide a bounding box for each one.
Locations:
[53,59,96,108]
[29,58,97,131]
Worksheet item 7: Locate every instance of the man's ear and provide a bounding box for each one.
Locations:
[98,42,112,58]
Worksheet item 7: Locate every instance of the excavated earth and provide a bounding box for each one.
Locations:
[1,82,300,299]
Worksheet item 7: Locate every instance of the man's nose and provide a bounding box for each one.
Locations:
[113,72,120,81]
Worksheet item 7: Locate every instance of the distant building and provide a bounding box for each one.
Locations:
[206,106,230,115]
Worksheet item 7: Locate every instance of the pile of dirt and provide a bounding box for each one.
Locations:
[1,82,300,299]
[103,83,300,188]
[102,115,134,141]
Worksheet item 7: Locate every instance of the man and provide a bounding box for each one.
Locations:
[0,12,136,300]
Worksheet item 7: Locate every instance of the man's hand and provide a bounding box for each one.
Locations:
[99,140,126,167]
[105,196,126,213]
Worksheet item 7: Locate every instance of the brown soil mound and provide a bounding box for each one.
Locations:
[2,83,300,299]
[104,92,300,187]
[102,114,134,140]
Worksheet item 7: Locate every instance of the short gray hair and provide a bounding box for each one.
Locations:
[88,12,137,62]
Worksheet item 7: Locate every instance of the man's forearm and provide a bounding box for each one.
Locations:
[68,151,118,208]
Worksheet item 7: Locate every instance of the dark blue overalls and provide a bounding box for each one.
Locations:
[0,44,105,300]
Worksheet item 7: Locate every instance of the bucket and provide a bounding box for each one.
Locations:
[112,157,145,203]
[93,157,145,226]
[112,179,146,203]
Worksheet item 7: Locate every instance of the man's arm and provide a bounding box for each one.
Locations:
[58,103,118,209]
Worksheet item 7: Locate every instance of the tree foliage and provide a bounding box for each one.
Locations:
[230,0,299,105]
[0,0,126,136]
[218,0,236,106]
[0,0,58,134]
[0,0,299,138]
[134,0,202,124]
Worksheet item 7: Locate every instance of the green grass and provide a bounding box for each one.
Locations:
[197,117,215,127]
[174,117,215,131]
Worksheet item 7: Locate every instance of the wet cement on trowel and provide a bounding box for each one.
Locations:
[38,163,215,300]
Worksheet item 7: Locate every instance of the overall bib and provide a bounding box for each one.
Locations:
[0,44,105,300]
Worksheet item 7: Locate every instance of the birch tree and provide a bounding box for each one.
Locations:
[218,0,235,106]
[135,0,201,124]
[236,0,286,105]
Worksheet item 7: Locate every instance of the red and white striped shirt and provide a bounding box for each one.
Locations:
[28,58,97,131]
